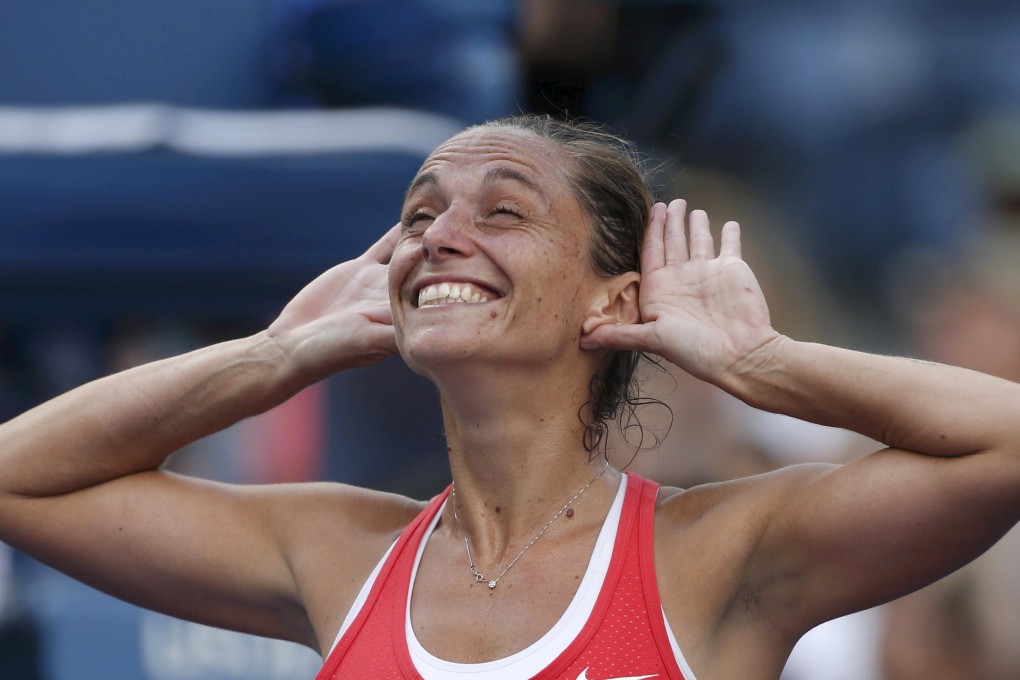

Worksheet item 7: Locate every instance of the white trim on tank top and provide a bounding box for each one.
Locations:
[329,474,698,680]
[405,475,629,678]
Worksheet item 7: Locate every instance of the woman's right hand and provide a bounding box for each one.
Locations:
[267,225,400,381]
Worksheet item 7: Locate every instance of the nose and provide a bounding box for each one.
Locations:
[420,206,474,262]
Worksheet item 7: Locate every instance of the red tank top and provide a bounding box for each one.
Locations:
[316,473,688,679]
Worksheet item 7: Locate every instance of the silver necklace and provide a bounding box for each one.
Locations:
[450,460,610,590]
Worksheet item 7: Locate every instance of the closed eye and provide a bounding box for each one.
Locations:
[401,208,435,232]
[489,203,526,220]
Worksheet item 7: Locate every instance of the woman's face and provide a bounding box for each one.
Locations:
[388,128,606,377]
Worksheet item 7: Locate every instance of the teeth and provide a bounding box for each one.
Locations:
[418,282,494,307]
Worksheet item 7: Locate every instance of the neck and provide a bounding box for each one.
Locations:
[450,456,610,589]
[430,360,615,559]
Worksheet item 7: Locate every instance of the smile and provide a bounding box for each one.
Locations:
[417,282,492,307]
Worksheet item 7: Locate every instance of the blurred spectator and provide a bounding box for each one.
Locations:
[520,0,722,149]
[519,0,619,117]
[880,123,1020,676]
[274,0,522,123]
[519,2,1020,347]
[676,2,1020,340]
[880,570,986,680]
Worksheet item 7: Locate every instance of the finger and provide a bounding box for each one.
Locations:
[663,199,689,265]
[354,326,399,364]
[719,221,742,259]
[687,209,715,260]
[361,303,394,327]
[640,202,667,271]
[363,223,402,264]
[580,322,656,354]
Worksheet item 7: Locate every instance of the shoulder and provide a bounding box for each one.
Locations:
[650,463,837,605]
[652,462,836,530]
[216,479,431,594]
[244,480,431,550]
[237,480,432,650]
[648,466,837,670]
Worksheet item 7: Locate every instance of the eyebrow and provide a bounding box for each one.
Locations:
[404,170,438,204]
[483,166,545,198]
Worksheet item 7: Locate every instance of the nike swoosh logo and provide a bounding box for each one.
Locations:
[575,668,658,680]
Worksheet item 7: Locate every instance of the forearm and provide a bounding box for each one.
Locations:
[0,331,304,498]
[728,337,1020,458]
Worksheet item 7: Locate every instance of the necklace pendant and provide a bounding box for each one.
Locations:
[451,460,610,595]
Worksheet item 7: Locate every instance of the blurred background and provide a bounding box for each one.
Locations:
[2,1,1019,678]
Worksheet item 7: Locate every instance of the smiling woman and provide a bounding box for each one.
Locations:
[2,114,1020,680]
[393,118,651,452]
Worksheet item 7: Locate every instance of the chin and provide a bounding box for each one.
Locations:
[396,327,486,376]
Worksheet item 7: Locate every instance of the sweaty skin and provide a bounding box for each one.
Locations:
[0,127,1019,680]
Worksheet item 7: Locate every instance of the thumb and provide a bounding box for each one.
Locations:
[580,322,656,353]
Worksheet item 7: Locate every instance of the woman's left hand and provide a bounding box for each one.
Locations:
[581,199,782,384]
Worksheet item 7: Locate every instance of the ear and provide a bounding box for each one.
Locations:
[581,272,641,337]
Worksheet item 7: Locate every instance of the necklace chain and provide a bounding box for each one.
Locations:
[450,460,610,590]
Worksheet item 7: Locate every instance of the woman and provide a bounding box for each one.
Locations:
[2,115,1019,679]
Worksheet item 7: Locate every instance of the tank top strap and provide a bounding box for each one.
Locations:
[633,472,684,665]
[315,487,451,680]
[534,472,689,679]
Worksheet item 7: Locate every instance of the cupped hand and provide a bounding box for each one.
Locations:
[581,200,782,384]
[267,225,400,380]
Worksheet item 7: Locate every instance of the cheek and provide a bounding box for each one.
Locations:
[520,275,589,335]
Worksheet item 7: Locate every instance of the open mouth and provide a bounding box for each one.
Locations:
[417,281,500,307]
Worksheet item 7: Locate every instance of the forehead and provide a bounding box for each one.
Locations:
[409,129,573,198]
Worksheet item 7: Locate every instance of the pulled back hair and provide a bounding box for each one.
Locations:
[470,114,658,453]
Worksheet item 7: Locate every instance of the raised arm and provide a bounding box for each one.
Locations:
[0,226,407,651]
[584,200,1020,636]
